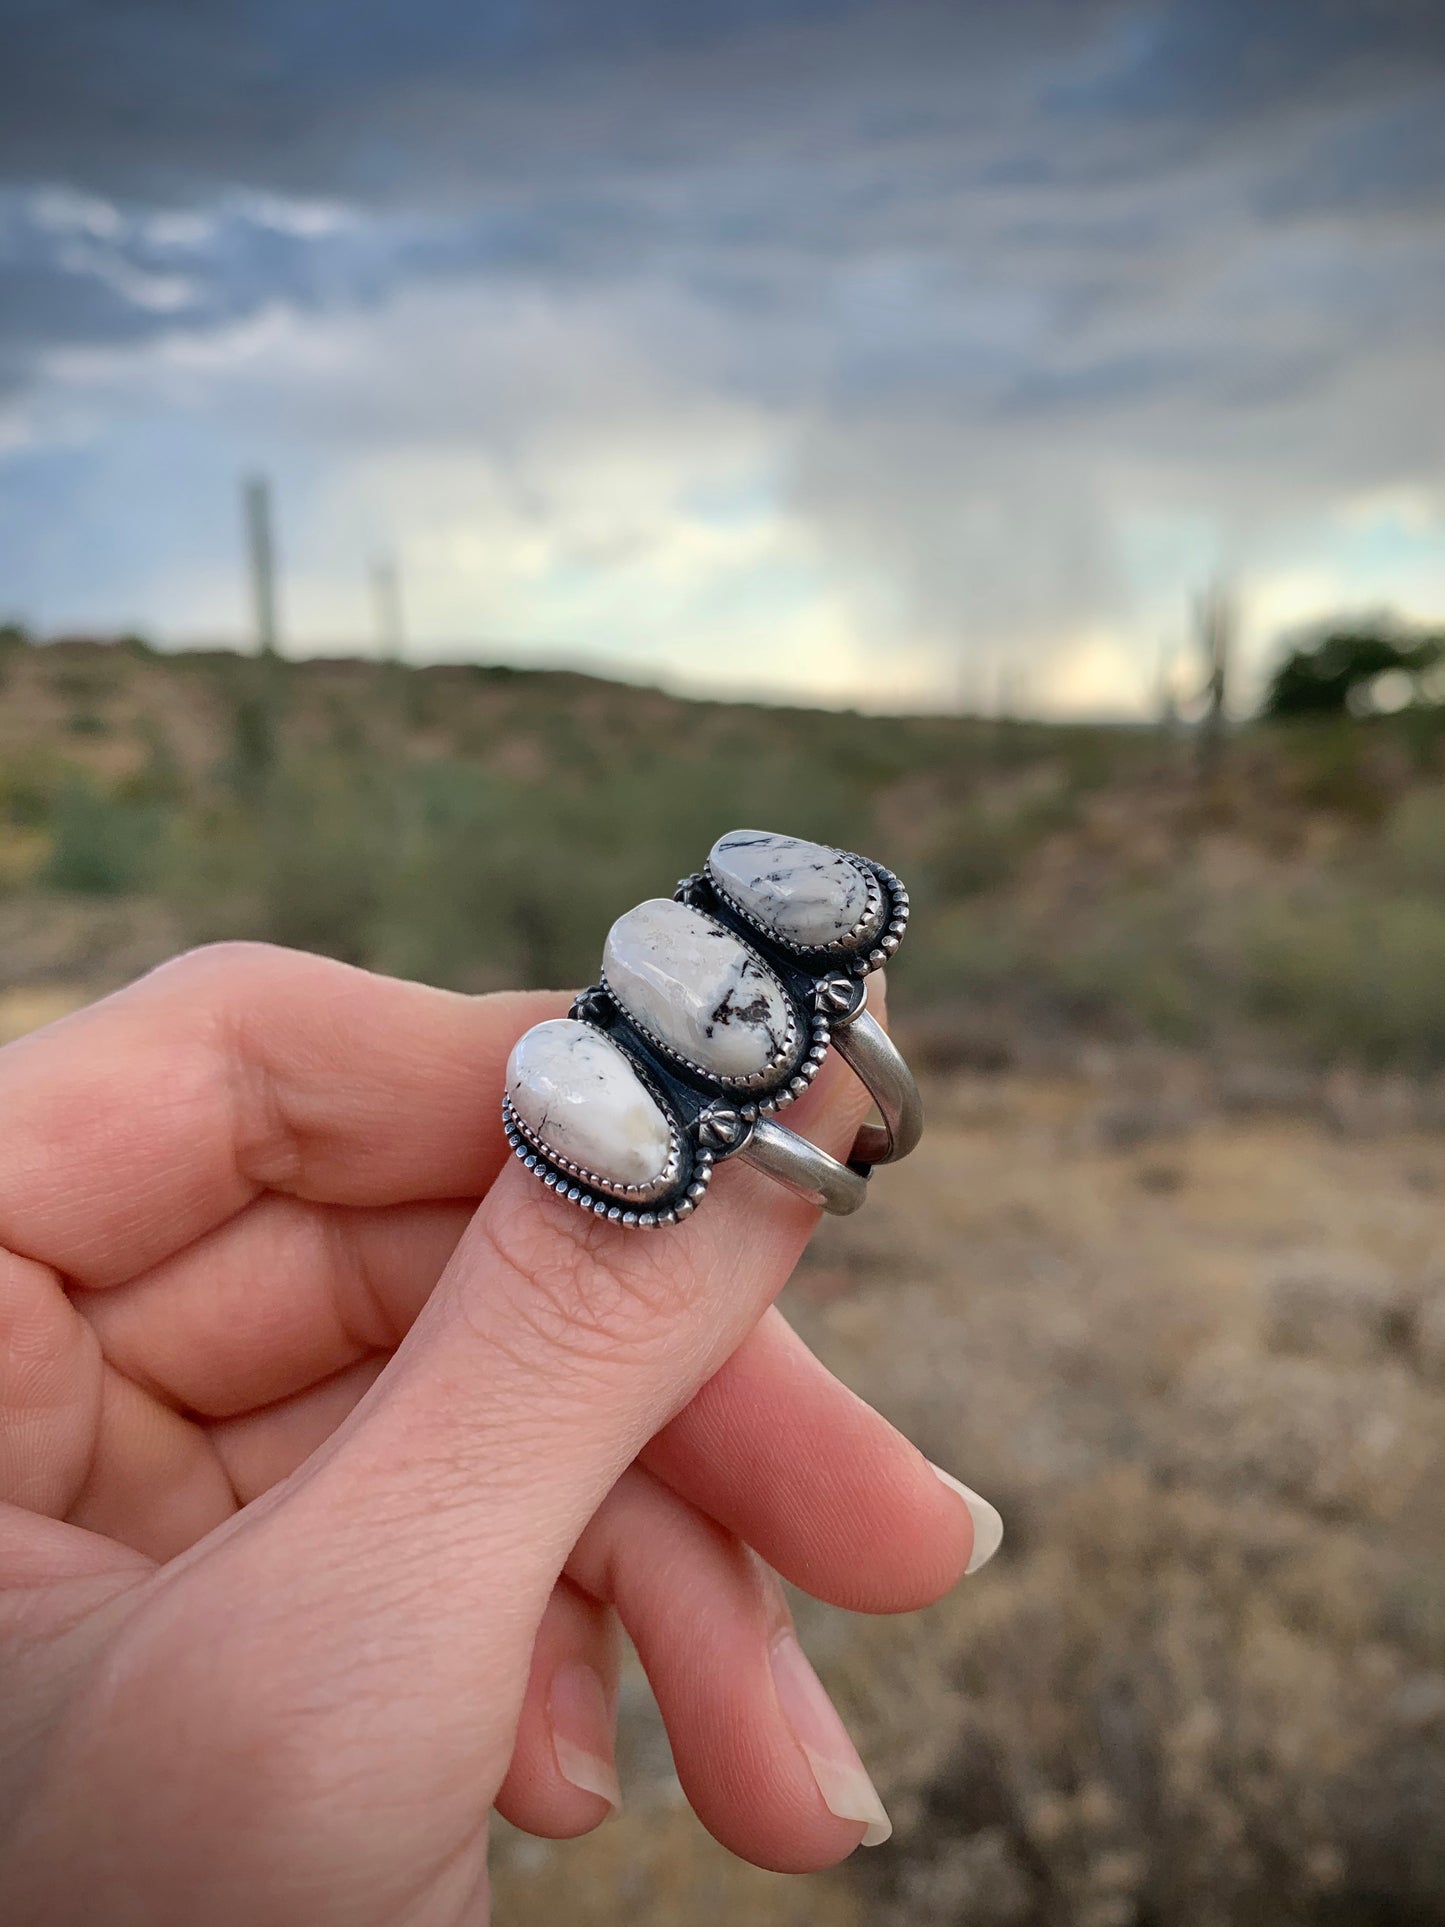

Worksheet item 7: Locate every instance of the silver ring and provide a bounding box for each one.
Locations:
[831,993,925,1166]
[735,990,922,1210]
[501,830,923,1227]
[736,1116,870,1215]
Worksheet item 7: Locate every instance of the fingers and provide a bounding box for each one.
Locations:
[19,943,996,1620]
[251,1031,869,1565]
[185,1032,875,1835]
[64,1367,235,1562]
[0,942,562,1287]
[0,1235,238,1561]
[78,1180,987,1605]
[0,1245,103,1517]
[568,1468,888,1872]
[0,1501,153,1594]
[642,1307,993,1608]
[203,1309,993,1614]
[77,1218,996,1616]
[210,1357,387,1504]
[77,1196,474,1418]
[494,1580,622,1839]
[207,1302,988,1608]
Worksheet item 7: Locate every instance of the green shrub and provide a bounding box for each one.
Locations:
[0,622,28,688]
[893,901,1030,1007]
[48,662,119,703]
[1383,789,1445,897]
[1243,891,1445,1068]
[922,788,1075,900]
[121,719,187,807]
[1050,889,1209,1043]
[44,779,165,894]
[0,751,62,828]
[1273,719,1403,820]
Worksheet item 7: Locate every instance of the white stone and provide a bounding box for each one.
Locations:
[506,1018,673,1190]
[604,897,793,1082]
[708,830,873,947]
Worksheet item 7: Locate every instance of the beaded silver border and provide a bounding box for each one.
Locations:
[704,843,886,959]
[731,1001,833,1120]
[848,862,910,978]
[599,909,806,1095]
[686,851,909,981]
[503,1093,711,1226]
[502,1092,684,1204]
[503,837,911,1227]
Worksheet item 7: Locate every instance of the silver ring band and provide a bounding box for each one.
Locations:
[738,1116,870,1214]
[734,991,923,1214]
[833,1000,925,1167]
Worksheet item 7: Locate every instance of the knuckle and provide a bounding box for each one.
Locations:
[470,1193,704,1371]
[141,938,289,997]
[139,941,363,1025]
[0,1248,62,1373]
[0,1249,100,1513]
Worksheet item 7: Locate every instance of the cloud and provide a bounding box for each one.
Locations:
[2,1,1444,709]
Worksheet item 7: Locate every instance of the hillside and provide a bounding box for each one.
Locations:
[4,632,1445,1922]
[3,632,1445,1090]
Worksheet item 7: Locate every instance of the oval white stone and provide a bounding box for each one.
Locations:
[709,830,874,947]
[506,1018,673,1190]
[605,897,794,1082]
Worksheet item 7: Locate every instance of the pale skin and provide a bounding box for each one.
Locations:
[0,943,979,1925]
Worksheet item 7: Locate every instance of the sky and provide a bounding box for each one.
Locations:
[2,0,1444,716]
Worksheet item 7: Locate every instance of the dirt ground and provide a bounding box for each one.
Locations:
[494,1071,1445,1926]
[4,980,1443,1923]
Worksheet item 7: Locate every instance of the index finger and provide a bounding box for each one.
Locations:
[0,943,563,1288]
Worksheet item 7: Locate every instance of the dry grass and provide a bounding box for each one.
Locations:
[4,639,1445,1920]
[5,636,1445,1078]
[494,1074,1445,1926]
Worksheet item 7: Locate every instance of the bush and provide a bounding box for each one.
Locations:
[1274,719,1405,820]
[921,789,1074,901]
[43,779,165,894]
[0,751,62,829]
[1384,790,1445,897]
[1263,629,1443,718]
[1243,891,1445,1069]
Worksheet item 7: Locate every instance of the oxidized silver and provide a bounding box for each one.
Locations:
[502,831,923,1226]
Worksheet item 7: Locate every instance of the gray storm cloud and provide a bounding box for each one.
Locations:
[2,0,1443,699]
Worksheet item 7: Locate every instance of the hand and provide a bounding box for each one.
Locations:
[0,944,997,1925]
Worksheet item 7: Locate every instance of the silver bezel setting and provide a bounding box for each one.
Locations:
[502,1092,712,1226]
[502,835,911,1226]
[691,851,908,980]
[502,1092,685,1206]
[704,845,884,957]
[600,909,807,1096]
[709,859,890,955]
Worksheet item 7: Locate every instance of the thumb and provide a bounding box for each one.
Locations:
[204,1006,876,1790]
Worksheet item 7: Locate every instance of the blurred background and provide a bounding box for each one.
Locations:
[3,3,1445,1921]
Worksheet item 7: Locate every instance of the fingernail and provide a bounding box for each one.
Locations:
[548,1661,622,1812]
[769,1629,891,1847]
[929,1463,1005,1573]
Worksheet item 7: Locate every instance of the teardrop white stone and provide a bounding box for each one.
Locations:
[605,897,794,1082]
[506,1018,673,1190]
[709,830,874,947]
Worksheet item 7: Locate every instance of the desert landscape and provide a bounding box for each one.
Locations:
[489,1078,1445,1925]
[3,629,1445,1922]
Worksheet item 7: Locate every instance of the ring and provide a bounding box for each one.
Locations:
[501,830,923,1227]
